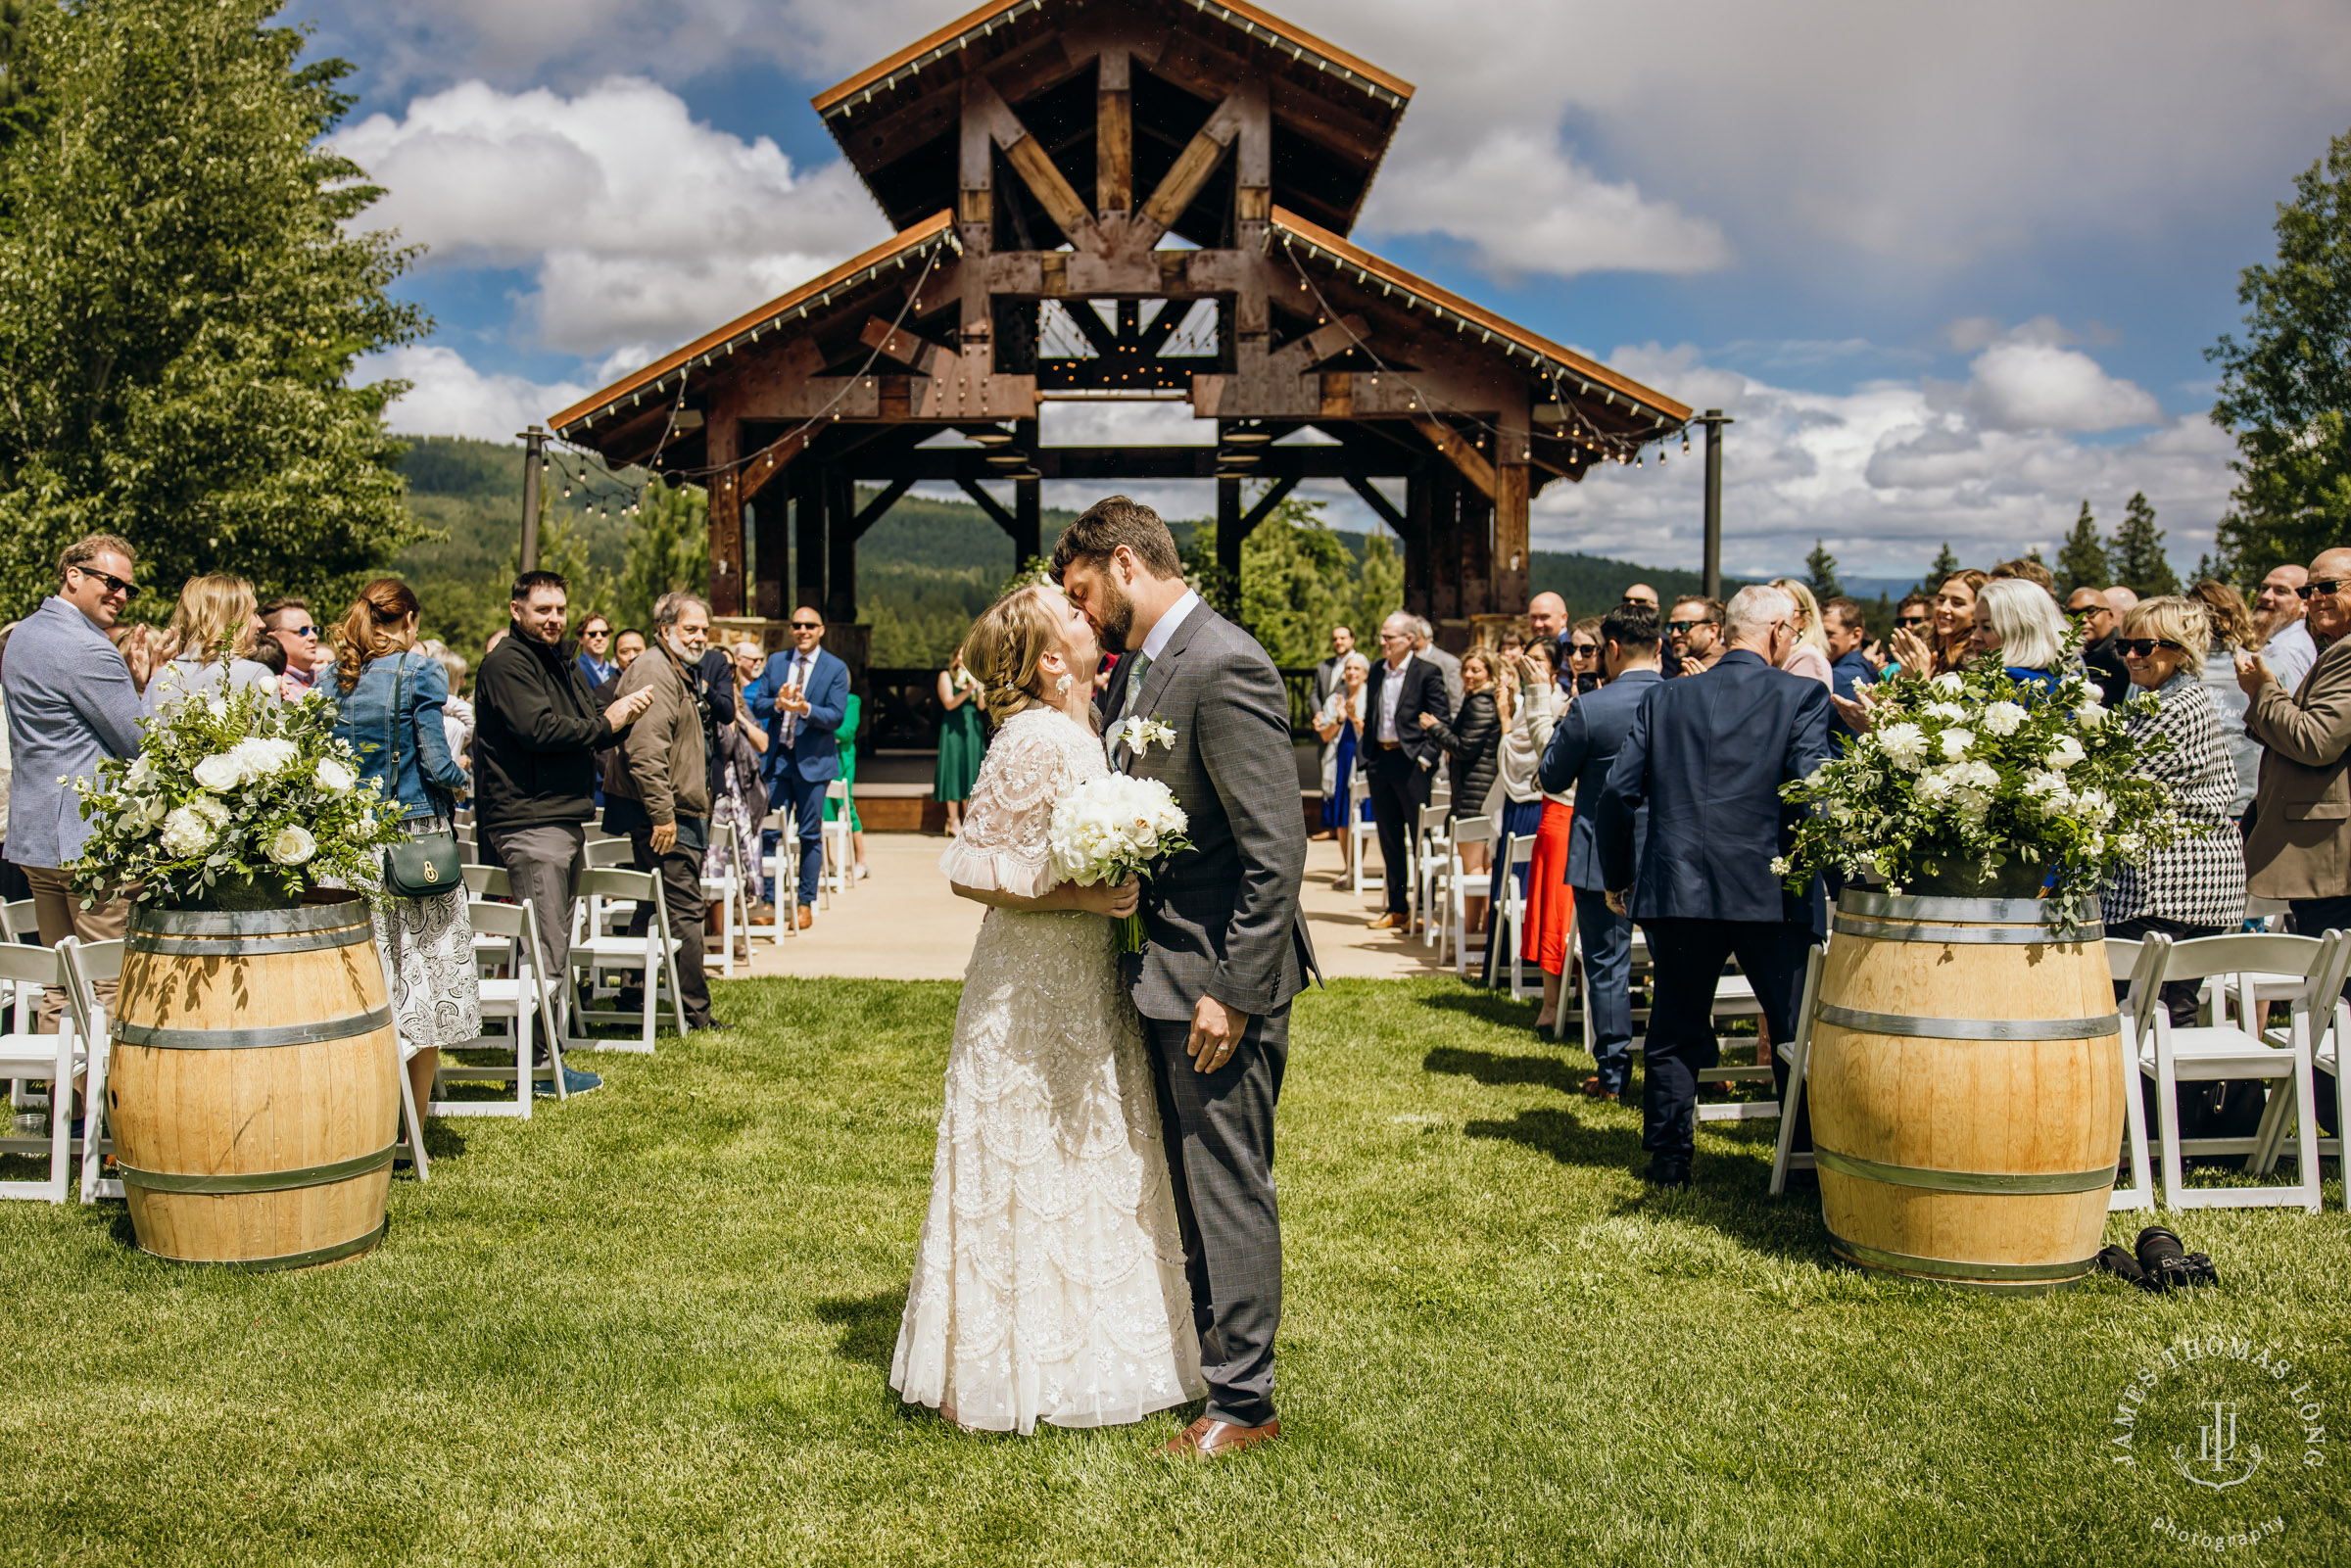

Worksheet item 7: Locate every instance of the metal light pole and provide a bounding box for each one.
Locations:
[517,424,547,573]
[1696,408,1733,601]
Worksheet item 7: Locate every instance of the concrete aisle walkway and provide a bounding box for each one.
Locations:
[737,833,1473,982]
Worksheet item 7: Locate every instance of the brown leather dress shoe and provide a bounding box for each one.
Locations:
[1367,912,1403,930]
[795,905,814,930]
[1160,1416,1280,1460]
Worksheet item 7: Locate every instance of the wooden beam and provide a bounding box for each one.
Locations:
[792,462,825,614]
[1239,475,1299,536]
[971,78,1092,241]
[825,467,857,623]
[705,409,744,616]
[1493,461,1530,614]
[1216,476,1243,599]
[1136,92,1243,242]
[1096,50,1131,215]
[1271,313,1368,375]
[736,428,804,505]
[1415,416,1497,499]
[1344,474,1408,535]
[956,478,1017,533]
[858,315,956,377]
[850,477,913,541]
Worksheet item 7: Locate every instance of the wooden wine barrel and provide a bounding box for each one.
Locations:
[1808,889,2125,1295]
[108,890,398,1270]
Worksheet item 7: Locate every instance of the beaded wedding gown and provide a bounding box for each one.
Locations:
[888,705,1205,1433]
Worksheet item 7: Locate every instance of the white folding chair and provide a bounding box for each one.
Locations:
[822,781,853,901]
[1695,960,1782,1123]
[59,937,122,1203]
[757,808,800,940]
[1439,816,1494,975]
[0,898,42,1070]
[2132,930,2346,1213]
[1345,769,1377,896]
[2307,991,2350,1205]
[567,867,687,1053]
[1496,831,1534,1000]
[0,944,83,1202]
[1768,943,1828,1194]
[2105,936,2160,1212]
[434,898,566,1117]
[1412,803,1449,944]
[697,821,748,978]
[1558,923,1652,1044]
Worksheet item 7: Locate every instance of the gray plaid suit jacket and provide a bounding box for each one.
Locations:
[1104,601,1319,1021]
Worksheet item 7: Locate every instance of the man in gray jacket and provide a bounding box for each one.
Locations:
[2,533,151,1026]
[1057,497,1317,1463]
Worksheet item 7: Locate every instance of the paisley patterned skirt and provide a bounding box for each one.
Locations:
[369,814,483,1062]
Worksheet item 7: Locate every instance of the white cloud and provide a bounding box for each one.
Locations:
[1958,340,2163,433]
[366,345,588,440]
[1530,340,2234,578]
[329,77,888,355]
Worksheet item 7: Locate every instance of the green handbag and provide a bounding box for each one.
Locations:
[379,651,463,898]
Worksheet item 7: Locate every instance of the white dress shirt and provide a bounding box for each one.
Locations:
[1137,587,1201,665]
[2264,618,2317,694]
[1378,651,1413,742]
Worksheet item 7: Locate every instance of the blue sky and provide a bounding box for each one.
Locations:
[294,0,2351,579]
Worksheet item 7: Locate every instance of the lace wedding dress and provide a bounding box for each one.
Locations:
[889,705,1205,1433]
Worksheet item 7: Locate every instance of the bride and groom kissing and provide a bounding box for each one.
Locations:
[888,496,1319,1459]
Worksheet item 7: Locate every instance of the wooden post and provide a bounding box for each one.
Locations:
[1493,458,1530,616]
[793,461,825,617]
[1428,467,1461,621]
[1096,50,1130,216]
[704,408,744,616]
[1216,475,1243,609]
[753,489,788,620]
[825,467,857,625]
[1404,468,1432,618]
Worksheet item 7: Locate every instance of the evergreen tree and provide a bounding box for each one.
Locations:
[2054,501,2110,595]
[1914,542,1961,597]
[2209,127,2351,576]
[2110,492,2181,597]
[613,481,708,633]
[1804,539,1842,601]
[0,0,427,618]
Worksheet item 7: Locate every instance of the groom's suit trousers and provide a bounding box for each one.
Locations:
[1142,1007,1288,1430]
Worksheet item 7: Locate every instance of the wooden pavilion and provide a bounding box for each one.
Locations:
[546,0,1692,654]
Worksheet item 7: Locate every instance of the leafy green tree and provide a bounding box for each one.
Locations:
[1348,531,1404,645]
[1235,495,1352,668]
[1804,539,1842,601]
[2110,491,2181,597]
[2209,128,2351,578]
[0,0,426,620]
[2054,502,2110,594]
[613,481,708,633]
[1914,542,1961,597]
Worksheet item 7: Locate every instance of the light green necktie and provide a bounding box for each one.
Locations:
[1119,651,1153,719]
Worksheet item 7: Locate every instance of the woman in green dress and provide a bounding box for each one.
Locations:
[935,649,987,833]
[823,690,870,880]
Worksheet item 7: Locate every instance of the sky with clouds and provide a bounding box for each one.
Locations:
[295,0,2351,580]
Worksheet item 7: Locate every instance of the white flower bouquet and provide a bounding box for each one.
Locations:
[71,682,407,910]
[1047,772,1194,953]
[1780,659,2185,923]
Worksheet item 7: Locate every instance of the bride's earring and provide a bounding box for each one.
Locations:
[1055,673,1074,694]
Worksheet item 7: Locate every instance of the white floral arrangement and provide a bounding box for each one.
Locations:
[71,682,407,908]
[1779,661,2185,921]
[1047,772,1194,952]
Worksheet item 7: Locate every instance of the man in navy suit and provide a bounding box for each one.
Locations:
[1362,611,1451,930]
[1538,604,1662,1101]
[752,605,848,930]
[1593,585,1831,1188]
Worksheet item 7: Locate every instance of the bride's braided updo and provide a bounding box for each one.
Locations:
[958,585,1065,727]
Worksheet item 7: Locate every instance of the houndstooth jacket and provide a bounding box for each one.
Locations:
[2101,671,2246,928]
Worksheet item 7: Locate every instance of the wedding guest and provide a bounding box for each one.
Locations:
[1884,594,1934,679]
[2066,586,2131,704]
[1594,585,1829,1188]
[144,575,277,714]
[1411,615,1463,715]
[2237,549,2351,946]
[1621,584,1661,612]
[1540,605,1661,1097]
[329,579,484,1114]
[574,612,617,689]
[438,651,474,769]
[704,683,766,959]
[2251,564,2316,692]
[1483,641,1559,997]
[2105,586,2141,616]
[1420,648,1503,935]
[726,641,776,916]
[4,534,150,1027]
[1562,618,1606,694]
[1770,578,1835,688]
[753,606,848,932]
[1364,611,1449,931]
[1972,577,2068,694]
[1528,592,1570,679]
[260,596,322,697]
[613,628,647,670]
[605,591,720,1029]
[826,680,870,886]
[1667,596,1723,676]
[1822,596,1878,743]
[1312,625,1355,711]
[1928,569,1989,675]
[2102,597,2246,1025]
[1312,650,1371,880]
[1991,557,2058,595]
[935,648,985,834]
[2188,580,2258,656]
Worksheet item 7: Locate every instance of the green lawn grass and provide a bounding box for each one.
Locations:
[1,976,2345,1566]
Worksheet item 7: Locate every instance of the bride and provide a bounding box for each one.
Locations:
[888,583,1205,1434]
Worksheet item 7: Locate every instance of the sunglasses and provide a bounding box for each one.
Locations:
[790,620,824,631]
[2065,604,2108,619]
[278,623,318,639]
[582,628,610,639]
[2295,580,2345,599]
[1568,641,1601,656]
[1895,616,1929,629]
[2117,638,2186,657]
[73,566,135,596]
[1666,619,1714,635]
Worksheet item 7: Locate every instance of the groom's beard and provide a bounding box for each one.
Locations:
[1092,578,1136,654]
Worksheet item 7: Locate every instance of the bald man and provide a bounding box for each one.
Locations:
[2239,547,2351,951]
[1622,583,1660,612]
[1528,593,1569,643]
[2255,563,2316,692]
[2103,586,2140,616]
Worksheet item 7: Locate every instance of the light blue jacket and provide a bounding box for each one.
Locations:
[329,650,469,819]
[1,596,145,868]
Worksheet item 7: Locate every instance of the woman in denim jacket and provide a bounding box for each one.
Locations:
[329,579,482,1120]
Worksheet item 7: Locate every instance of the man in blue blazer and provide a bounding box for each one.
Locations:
[1593,585,1831,1188]
[1538,603,1662,1101]
[751,606,847,929]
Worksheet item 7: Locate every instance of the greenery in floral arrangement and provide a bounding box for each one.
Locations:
[69,683,407,908]
[1776,657,2187,926]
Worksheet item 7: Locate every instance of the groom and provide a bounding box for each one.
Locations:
[1053,497,1319,1461]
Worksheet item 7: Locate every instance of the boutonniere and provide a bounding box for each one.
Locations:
[1115,715,1177,755]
